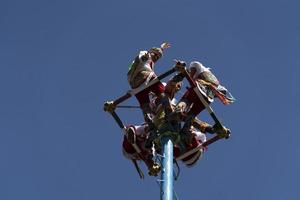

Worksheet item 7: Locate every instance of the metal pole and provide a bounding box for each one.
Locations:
[160,136,174,200]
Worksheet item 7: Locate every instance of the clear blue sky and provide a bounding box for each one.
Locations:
[1,0,299,199]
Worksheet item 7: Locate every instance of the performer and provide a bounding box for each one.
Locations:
[174,61,235,142]
[127,43,172,126]
[122,118,215,168]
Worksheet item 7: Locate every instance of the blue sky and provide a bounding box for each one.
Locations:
[1,0,299,199]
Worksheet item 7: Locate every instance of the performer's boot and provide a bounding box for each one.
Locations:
[212,124,231,138]
[192,118,215,134]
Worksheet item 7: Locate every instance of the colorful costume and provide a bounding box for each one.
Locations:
[122,122,209,168]
[176,61,235,133]
[174,126,206,167]
[127,50,165,105]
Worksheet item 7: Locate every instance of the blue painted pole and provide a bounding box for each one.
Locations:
[160,136,174,200]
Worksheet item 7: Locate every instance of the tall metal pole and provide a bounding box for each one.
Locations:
[160,136,174,200]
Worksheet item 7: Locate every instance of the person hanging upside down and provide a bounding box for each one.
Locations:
[122,123,161,176]
[173,117,210,167]
[122,118,216,169]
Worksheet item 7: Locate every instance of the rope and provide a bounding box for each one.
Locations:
[173,159,180,181]
[116,105,140,109]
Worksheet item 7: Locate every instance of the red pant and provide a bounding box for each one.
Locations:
[181,88,209,116]
[135,81,165,106]
[122,135,150,160]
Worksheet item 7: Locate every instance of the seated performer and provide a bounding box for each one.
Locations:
[174,61,235,144]
[127,42,172,126]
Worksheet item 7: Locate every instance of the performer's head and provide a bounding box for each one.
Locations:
[165,80,182,98]
[149,47,163,62]
[189,61,210,79]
